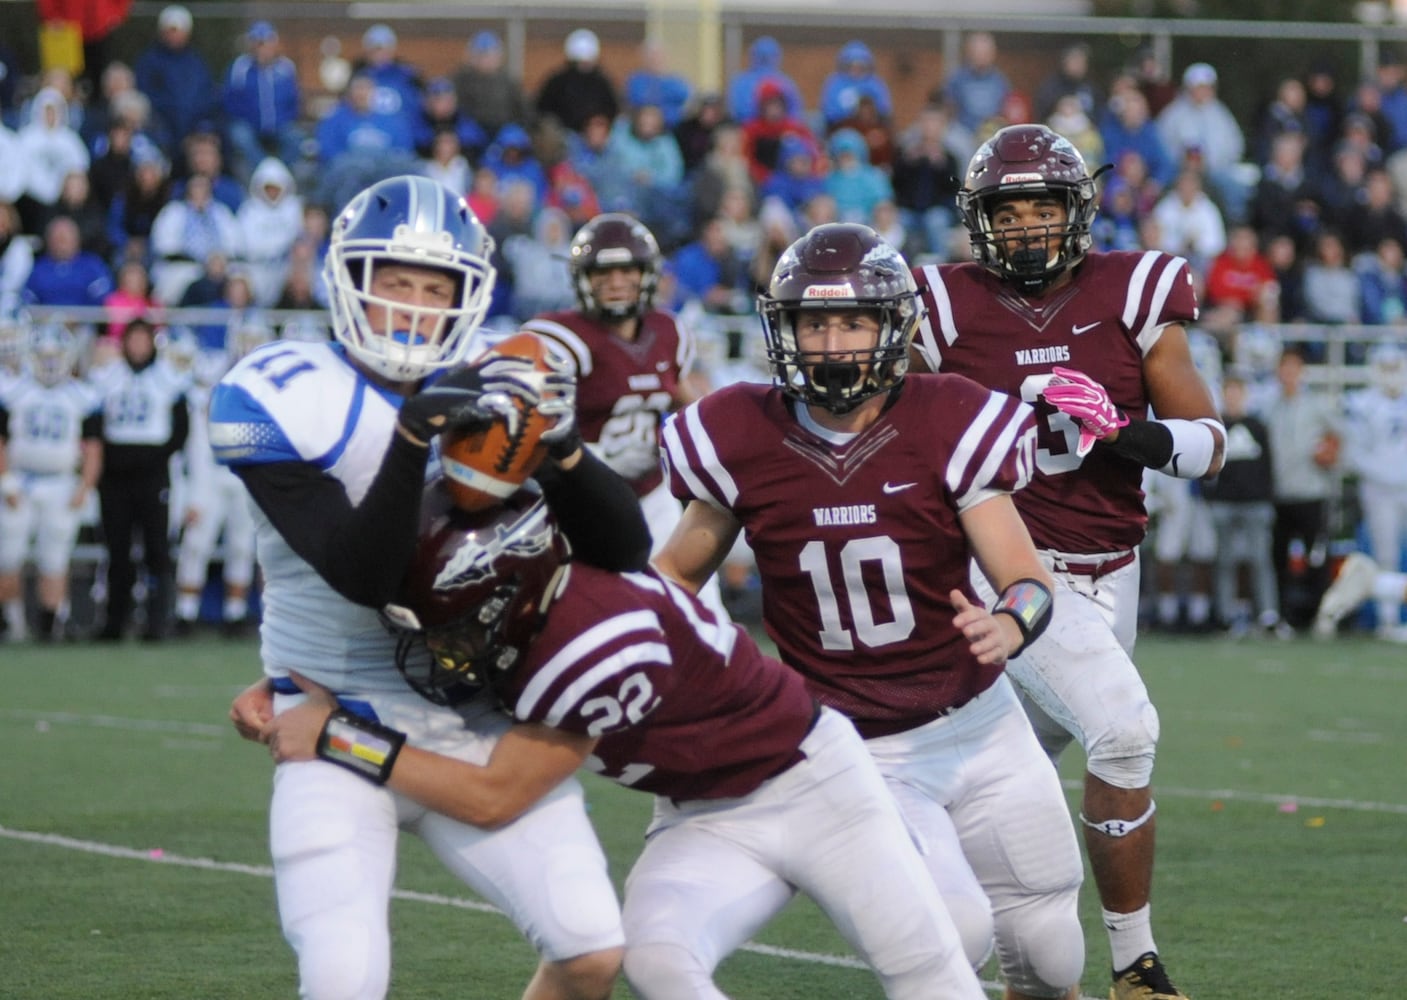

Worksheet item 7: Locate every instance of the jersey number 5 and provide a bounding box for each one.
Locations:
[799,536,915,651]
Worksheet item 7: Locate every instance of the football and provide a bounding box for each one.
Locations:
[440,332,557,512]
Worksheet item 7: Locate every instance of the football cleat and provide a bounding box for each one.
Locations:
[1312,553,1378,638]
[1111,952,1189,1000]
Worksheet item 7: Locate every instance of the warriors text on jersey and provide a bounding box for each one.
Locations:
[0,376,101,474]
[497,563,818,801]
[207,340,430,693]
[912,251,1198,553]
[662,375,1036,737]
[521,309,692,496]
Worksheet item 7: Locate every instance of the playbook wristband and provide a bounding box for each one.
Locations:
[315,709,406,785]
[992,578,1054,656]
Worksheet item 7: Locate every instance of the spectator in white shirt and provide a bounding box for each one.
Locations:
[235,157,302,306]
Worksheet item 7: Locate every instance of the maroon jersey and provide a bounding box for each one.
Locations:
[496,563,818,801]
[523,309,693,497]
[662,375,1036,737]
[912,251,1199,554]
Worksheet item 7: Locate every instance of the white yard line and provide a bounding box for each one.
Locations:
[0,823,1081,998]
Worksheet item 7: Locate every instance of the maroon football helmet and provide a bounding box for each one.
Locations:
[957,124,1100,293]
[569,212,661,321]
[757,223,921,414]
[382,480,571,705]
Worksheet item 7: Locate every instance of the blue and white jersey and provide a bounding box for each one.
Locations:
[0,375,101,475]
[208,340,429,694]
[1342,386,1407,489]
[91,359,188,447]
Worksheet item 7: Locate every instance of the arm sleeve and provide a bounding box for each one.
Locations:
[233,433,430,607]
[163,396,190,458]
[536,448,653,572]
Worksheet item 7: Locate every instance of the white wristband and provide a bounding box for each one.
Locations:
[0,472,19,497]
[1156,418,1224,479]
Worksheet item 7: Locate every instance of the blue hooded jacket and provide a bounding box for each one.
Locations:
[727,37,804,123]
[819,41,893,128]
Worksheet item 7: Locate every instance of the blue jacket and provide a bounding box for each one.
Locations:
[358,61,423,118]
[727,37,803,123]
[625,71,692,129]
[316,105,414,164]
[1360,263,1407,325]
[134,43,219,146]
[483,125,548,202]
[223,54,301,137]
[1099,114,1176,187]
[24,252,113,307]
[412,111,487,160]
[819,42,892,127]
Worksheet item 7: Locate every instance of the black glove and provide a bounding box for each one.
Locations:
[397,366,499,445]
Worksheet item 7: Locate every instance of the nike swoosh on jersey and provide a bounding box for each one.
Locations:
[1170,452,1182,476]
[1072,322,1099,335]
[883,481,917,494]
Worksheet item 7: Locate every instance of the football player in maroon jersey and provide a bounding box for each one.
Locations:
[254,485,987,1000]
[513,213,729,618]
[655,223,1085,1000]
[910,123,1227,1000]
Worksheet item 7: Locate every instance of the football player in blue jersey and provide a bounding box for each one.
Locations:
[213,175,650,1000]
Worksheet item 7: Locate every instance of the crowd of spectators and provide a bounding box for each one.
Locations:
[5,11,1407,637]
[2,14,1406,341]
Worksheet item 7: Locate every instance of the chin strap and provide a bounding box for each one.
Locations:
[1080,799,1156,838]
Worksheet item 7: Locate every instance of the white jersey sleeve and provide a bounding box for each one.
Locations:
[207,341,423,694]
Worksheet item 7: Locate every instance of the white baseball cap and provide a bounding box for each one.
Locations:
[1183,62,1217,88]
[565,29,600,63]
[158,5,193,32]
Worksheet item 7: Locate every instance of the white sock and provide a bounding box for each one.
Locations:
[1374,572,1407,602]
[176,593,200,621]
[1105,904,1156,973]
[224,596,248,621]
[1186,592,1211,625]
[1156,593,1179,625]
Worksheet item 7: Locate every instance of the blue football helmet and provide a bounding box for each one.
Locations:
[325,175,497,382]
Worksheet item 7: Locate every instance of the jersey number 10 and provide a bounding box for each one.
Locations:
[799,536,916,651]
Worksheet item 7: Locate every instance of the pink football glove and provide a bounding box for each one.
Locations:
[1043,366,1129,458]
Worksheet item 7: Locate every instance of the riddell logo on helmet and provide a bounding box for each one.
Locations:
[999,172,1046,184]
[803,283,856,298]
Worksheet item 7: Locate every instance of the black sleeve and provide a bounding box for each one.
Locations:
[536,449,653,572]
[81,411,103,438]
[233,433,431,607]
[163,396,190,459]
[0,405,8,439]
[1103,416,1174,469]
